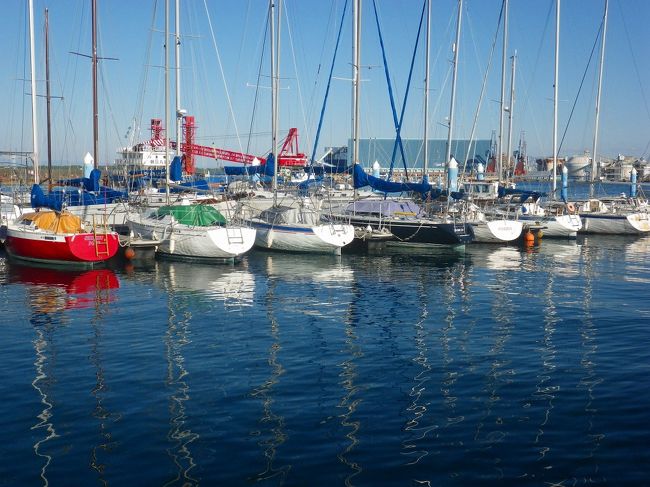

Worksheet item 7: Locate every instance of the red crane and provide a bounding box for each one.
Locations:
[146,116,307,175]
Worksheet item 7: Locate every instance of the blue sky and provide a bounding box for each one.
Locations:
[1,0,649,169]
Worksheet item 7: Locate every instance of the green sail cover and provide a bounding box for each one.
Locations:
[158,205,227,226]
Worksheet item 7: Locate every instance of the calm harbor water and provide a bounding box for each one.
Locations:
[1,235,649,486]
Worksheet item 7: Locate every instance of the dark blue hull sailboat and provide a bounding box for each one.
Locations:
[333,197,473,246]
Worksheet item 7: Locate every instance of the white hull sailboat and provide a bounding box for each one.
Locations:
[246,0,354,255]
[250,204,354,255]
[486,202,582,238]
[125,0,256,263]
[527,214,582,238]
[572,0,648,236]
[580,212,650,234]
[519,203,582,238]
[464,203,523,243]
[128,204,256,262]
[470,219,523,243]
[578,199,650,235]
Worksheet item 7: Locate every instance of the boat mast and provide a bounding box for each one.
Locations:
[445,0,463,173]
[275,0,283,203]
[352,0,361,168]
[92,0,99,169]
[422,0,431,180]
[164,0,170,199]
[497,0,508,182]
[270,0,278,201]
[505,50,516,181]
[590,0,608,195]
[28,0,39,184]
[175,0,182,158]
[552,0,560,198]
[45,8,52,188]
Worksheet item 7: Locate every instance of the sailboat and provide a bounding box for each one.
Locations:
[486,0,581,239]
[128,198,256,261]
[436,0,522,244]
[541,0,583,237]
[6,209,119,266]
[327,0,473,247]
[249,0,354,254]
[5,1,120,267]
[126,0,256,262]
[33,3,129,230]
[0,194,22,242]
[570,0,649,235]
[577,190,650,235]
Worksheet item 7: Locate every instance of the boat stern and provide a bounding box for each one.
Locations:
[312,223,356,250]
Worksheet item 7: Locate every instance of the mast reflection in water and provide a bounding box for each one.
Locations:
[1,237,649,485]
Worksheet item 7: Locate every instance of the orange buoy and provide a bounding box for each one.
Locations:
[124,247,136,260]
[524,231,535,245]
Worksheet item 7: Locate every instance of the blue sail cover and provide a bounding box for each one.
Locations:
[31,184,127,211]
[497,186,545,201]
[171,179,211,192]
[224,165,263,176]
[57,168,101,192]
[31,184,63,211]
[353,164,445,199]
[296,177,325,196]
[170,156,183,181]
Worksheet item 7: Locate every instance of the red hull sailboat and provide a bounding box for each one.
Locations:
[5,210,120,267]
[6,3,120,268]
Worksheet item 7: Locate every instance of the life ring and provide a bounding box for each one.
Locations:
[566,202,576,214]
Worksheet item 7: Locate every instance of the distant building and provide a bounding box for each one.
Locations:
[601,155,636,181]
[564,153,591,179]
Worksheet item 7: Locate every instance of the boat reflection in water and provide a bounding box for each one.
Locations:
[535,240,582,277]
[619,235,650,284]
[150,261,259,484]
[155,261,256,308]
[466,245,522,271]
[8,263,120,314]
[263,252,354,286]
[572,234,650,284]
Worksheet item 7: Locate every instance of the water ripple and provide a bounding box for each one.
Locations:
[163,293,199,487]
[31,328,57,487]
[2,236,650,485]
[247,283,290,484]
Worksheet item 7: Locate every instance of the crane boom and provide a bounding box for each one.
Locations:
[145,116,306,174]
